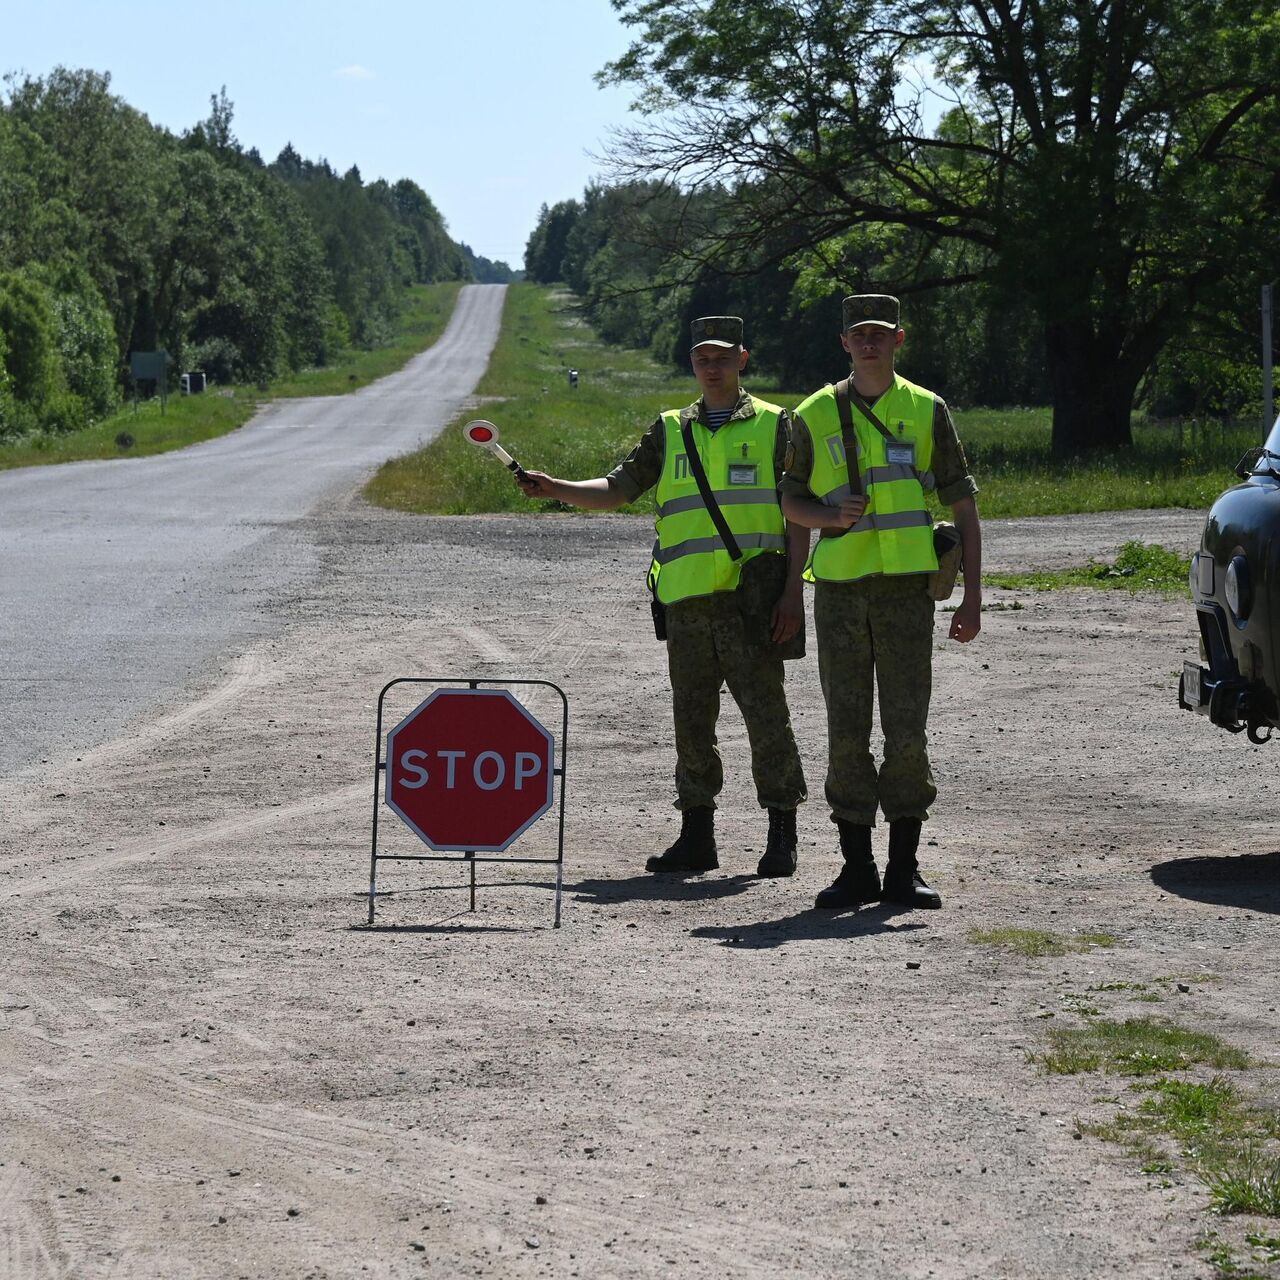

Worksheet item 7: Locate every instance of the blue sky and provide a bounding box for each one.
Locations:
[1,0,642,267]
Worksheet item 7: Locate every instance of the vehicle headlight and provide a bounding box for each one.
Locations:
[1225,555,1252,624]
[1192,552,1214,599]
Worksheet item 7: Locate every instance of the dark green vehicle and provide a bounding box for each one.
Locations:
[1180,418,1280,743]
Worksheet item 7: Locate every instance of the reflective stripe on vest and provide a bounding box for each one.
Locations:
[797,375,939,583]
[650,398,786,605]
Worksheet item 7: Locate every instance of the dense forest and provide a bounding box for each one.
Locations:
[528,0,1280,455]
[0,69,514,437]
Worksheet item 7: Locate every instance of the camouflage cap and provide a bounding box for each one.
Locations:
[842,294,900,331]
[690,315,743,349]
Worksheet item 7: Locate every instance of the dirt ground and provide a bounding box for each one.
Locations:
[2,500,1278,1279]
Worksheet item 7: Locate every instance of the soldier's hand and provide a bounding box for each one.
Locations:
[949,596,981,643]
[771,585,803,644]
[517,470,557,500]
[830,495,867,529]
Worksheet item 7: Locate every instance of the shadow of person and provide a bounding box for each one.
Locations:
[1149,850,1280,914]
[570,872,759,906]
[692,905,930,949]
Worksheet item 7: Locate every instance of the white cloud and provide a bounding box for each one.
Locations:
[334,65,375,81]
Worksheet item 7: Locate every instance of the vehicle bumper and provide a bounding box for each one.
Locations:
[1179,602,1274,738]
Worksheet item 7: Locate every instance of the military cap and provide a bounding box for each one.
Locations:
[690,315,743,349]
[842,294,900,331]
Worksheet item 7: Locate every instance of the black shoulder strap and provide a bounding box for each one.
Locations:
[834,379,864,497]
[842,378,897,443]
[680,417,742,561]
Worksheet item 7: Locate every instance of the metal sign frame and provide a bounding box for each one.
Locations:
[368,677,568,928]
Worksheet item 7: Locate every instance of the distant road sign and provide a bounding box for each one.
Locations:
[385,688,554,852]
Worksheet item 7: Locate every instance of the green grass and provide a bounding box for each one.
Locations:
[1035,1017,1252,1076]
[1203,1150,1280,1218]
[0,281,461,472]
[365,284,1258,518]
[985,540,1191,594]
[968,926,1118,957]
[0,387,262,469]
[951,407,1258,519]
[269,281,462,397]
[1198,1230,1271,1279]
[1037,1017,1280,1244]
[366,283,714,515]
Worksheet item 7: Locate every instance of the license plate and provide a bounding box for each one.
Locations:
[1182,661,1203,707]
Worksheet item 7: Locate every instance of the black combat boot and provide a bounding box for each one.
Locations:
[646,806,718,874]
[881,818,942,909]
[814,821,880,908]
[756,808,798,877]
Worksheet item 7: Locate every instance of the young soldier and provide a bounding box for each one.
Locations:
[781,294,982,909]
[517,316,809,876]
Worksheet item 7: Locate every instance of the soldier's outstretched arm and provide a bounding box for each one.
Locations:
[516,472,629,511]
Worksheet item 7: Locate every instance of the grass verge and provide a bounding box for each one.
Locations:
[366,282,703,515]
[984,541,1191,595]
[365,285,1256,518]
[1029,1011,1280,1277]
[968,926,1118,957]
[952,408,1256,519]
[0,282,462,472]
[1034,1017,1252,1076]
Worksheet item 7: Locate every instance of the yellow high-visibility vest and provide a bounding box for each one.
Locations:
[798,375,938,583]
[650,398,787,605]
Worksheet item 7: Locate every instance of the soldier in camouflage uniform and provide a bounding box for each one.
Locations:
[516,316,809,876]
[781,294,982,910]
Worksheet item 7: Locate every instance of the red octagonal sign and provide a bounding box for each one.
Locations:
[385,688,555,852]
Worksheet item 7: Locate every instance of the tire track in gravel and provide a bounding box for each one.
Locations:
[83,1058,836,1274]
[0,1041,825,1277]
[3,782,366,900]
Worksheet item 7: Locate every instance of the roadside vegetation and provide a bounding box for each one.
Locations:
[537,0,1277,460]
[0,282,461,471]
[366,285,1256,524]
[366,283,694,515]
[0,68,510,460]
[985,542,1192,595]
[968,927,1118,957]
[968,929,1280,1277]
[1007,964,1280,1279]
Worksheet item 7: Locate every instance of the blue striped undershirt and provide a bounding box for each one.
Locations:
[703,407,733,430]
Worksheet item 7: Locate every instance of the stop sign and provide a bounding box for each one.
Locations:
[384,688,555,852]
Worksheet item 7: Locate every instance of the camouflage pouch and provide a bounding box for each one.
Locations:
[929,522,963,601]
[737,554,806,660]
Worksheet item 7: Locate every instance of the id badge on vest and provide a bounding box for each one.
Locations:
[728,462,758,485]
[885,441,916,468]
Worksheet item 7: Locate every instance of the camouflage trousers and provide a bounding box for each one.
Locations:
[665,590,806,812]
[814,574,937,826]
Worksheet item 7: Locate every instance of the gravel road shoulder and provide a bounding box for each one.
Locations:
[2,502,1276,1279]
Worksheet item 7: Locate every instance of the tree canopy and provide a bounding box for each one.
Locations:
[0,69,503,436]
[598,0,1280,453]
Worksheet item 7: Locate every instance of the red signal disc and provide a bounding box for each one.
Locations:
[466,425,495,443]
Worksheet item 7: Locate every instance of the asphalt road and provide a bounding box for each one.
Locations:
[0,283,506,781]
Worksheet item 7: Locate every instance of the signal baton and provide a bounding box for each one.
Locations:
[463,420,530,482]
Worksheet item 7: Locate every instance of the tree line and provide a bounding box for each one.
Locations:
[528,0,1279,456]
[0,68,514,437]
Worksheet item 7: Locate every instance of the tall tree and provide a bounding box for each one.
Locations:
[602,0,1280,454]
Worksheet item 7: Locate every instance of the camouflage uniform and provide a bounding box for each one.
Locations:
[609,388,806,812]
[782,384,976,826]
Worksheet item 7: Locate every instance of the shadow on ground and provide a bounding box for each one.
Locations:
[570,872,759,905]
[692,906,930,949]
[1149,849,1280,914]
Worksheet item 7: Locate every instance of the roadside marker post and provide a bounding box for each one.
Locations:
[368,679,568,928]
